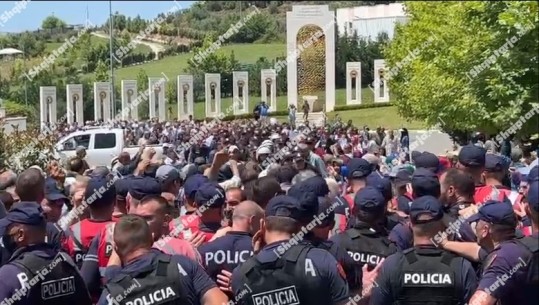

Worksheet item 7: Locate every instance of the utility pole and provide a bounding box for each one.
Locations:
[109,0,115,118]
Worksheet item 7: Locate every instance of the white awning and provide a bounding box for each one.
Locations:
[0,48,23,56]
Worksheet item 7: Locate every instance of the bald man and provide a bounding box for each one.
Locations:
[198,200,263,282]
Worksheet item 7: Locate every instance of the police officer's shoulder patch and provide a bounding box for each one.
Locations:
[337,262,346,280]
[483,253,497,271]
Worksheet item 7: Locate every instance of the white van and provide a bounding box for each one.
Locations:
[54,128,163,168]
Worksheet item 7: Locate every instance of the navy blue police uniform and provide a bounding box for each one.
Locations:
[97,248,218,305]
[468,198,538,305]
[81,175,162,300]
[366,172,407,231]
[333,158,373,233]
[288,176,360,290]
[389,169,476,251]
[331,186,398,292]
[371,196,478,305]
[197,183,253,282]
[231,195,349,305]
[0,202,91,305]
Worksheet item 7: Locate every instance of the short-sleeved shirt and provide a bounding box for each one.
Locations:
[370,245,478,305]
[477,237,535,305]
[96,249,216,305]
[230,240,349,304]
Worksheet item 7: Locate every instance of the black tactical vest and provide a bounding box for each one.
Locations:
[515,236,539,305]
[239,243,332,305]
[341,227,397,269]
[9,251,91,305]
[105,254,187,305]
[396,248,459,305]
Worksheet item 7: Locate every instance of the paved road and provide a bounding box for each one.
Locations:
[408,130,454,155]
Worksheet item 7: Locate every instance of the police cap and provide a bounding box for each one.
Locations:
[347,158,372,179]
[127,176,161,201]
[458,145,486,168]
[194,182,225,209]
[467,200,517,226]
[0,201,46,229]
[409,196,444,224]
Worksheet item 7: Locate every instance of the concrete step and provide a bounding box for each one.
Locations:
[294,112,326,128]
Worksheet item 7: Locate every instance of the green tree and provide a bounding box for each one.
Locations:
[384,1,538,137]
[94,60,109,82]
[41,15,66,29]
[136,69,149,119]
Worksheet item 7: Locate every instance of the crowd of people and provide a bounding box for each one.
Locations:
[0,116,537,305]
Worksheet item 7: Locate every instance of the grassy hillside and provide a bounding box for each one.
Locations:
[44,35,152,55]
[98,43,286,83]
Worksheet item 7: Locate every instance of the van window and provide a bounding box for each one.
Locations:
[94,133,116,149]
[62,134,90,151]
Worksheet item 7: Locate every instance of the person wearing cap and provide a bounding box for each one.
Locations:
[414,151,441,174]
[169,174,208,238]
[366,172,407,231]
[230,195,349,305]
[96,215,228,305]
[0,202,92,305]
[462,200,536,305]
[388,168,445,251]
[79,176,161,302]
[333,158,373,234]
[63,176,117,268]
[198,200,263,288]
[156,164,184,210]
[389,168,413,216]
[287,177,359,291]
[371,196,477,305]
[1,168,65,263]
[42,177,71,223]
[457,144,493,203]
[126,175,163,210]
[331,187,397,286]
[474,154,518,206]
[75,145,90,173]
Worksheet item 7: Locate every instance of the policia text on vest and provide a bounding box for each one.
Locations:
[3,254,67,305]
[105,279,141,305]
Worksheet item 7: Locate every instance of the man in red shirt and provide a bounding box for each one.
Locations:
[174,181,226,243]
[456,144,488,204]
[475,154,517,205]
[63,176,116,267]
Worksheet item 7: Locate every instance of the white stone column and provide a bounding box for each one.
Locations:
[374,59,390,103]
[40,86,56,131]
[177,75,194,120]
[67,84,83,124]
[205,73,221,118]
[94,82,111,121]
[122,80,138,120]
[260,69,277,112]
[232,71,249,115]
[346,62,361,105]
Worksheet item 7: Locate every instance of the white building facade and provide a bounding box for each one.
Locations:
[336,3,408,39]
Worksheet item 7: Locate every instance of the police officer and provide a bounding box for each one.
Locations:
[465,200,536,305]
[169,174,208,237]
[333,158,373,233]
[413,151,441,173]
[371,196,477,305]
[366,172,405,231]
[198,200,263,282]
[456,145,490,203]
[97,214,228,305]
[0,168,65,267]
[231,195,349,305]
[331,187,397,287]
[0,202,92,305]
[478,154,517,204]
[389,168,442,251]
[64,176,116,268]
[287,176,359,291]
[81,175,161,302]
